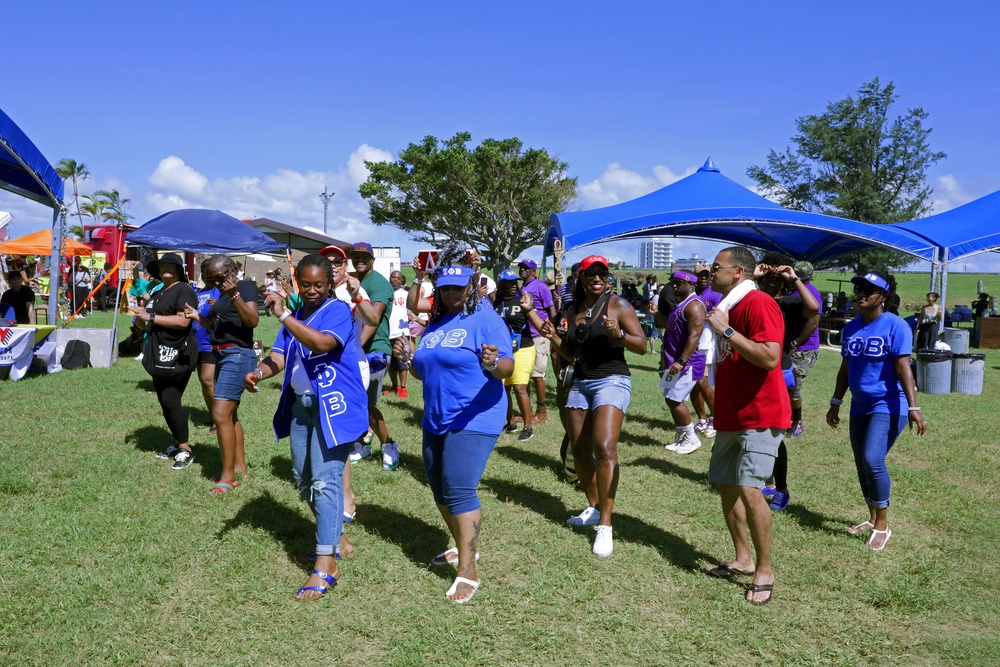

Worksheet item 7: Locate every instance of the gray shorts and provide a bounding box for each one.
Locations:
[708,428,783,487]
[789,349,818,402]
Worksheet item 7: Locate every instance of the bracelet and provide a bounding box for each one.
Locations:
[231,292,242,301]
[253,368,263,381]
[352,295,363,304]
[830,396,843,406]
[278,311,291,323]
[413,278,423,285]
[617,330,627,341]
[678,358,688,367]
[908,407,921,411]
[482,358,500,372]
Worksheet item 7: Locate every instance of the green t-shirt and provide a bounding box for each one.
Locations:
[360,269,393,355]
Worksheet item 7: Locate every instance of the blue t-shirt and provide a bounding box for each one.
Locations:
[193,286,221,352]
[841,312,912,416]
[413,307,514,435]
[271,298,369,448]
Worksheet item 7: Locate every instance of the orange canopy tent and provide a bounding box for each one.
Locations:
[0,229,92,257]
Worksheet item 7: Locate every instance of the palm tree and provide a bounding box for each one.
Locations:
[55,159,91,231]
[80,194,109,230]
[95,189,133,225]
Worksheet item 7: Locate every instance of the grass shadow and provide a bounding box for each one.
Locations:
[781,502,850,537]
[631,455,711,487]
[494,445,563,479]
[356,504,451,578]
[217,490,315,569]
[397,450,428,485]
[126,425,173,454]
[625,411,675,431]
[388,399,426,428]
[482,477,714,572]
[621,431,672,448]
[270,454,293,480]
[188,407,214,429]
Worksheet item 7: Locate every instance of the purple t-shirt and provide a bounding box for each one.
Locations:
[697,285,722,312]
[520,277,554,337]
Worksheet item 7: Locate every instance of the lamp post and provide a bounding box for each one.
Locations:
[320,186,335,236]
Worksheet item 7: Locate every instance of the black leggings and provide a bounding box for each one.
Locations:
[773,441,787,490]
[916,323,936,351]
[153,372,193,444]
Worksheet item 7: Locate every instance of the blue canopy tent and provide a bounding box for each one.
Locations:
[127,209,287,254]
[0,107,65,325]
[546,159,937,264]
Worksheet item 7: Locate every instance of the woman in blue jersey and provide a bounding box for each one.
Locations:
[244,254,368,600]
[193,258,221,434]
[392,259,513,604]
[827,272,926,550]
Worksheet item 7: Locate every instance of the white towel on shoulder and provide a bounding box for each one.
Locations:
[714,279,757,363]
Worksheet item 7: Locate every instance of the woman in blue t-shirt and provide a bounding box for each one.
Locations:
[392,262,513,604]
[244,254,368,601]
[193,258,221,434]
[827,272,926,550]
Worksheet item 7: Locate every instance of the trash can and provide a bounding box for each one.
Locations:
[951,353,986,395]
[943,327,970,354]
[916,349,952,394]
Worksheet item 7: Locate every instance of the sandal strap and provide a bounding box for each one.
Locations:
[312,569,338,587]
[748,583,773,592]
[297,585,329,595]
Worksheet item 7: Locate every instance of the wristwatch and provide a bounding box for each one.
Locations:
[722,327,736,339]
[149,312,156,325]
[790,339,799,349]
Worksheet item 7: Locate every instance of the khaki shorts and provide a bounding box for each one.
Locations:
[708,428,783,487]
[530,335,550,379]
[789,349,818,402]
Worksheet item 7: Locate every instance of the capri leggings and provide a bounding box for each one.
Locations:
[152,371,193,444]
[422,430,498,515]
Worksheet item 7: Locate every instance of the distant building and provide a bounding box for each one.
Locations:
[638,238,673,269]
[674,255,707,272]
[369,246,402,279]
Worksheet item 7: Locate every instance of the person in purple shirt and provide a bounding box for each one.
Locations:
[518,259,557,424]
[786,261,823,436]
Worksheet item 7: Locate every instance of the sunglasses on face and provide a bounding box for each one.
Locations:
[711,264,738,273]
[329,257,347,266]
[582,269,609,280]
[206,269,233,284]
[853,284,883,296]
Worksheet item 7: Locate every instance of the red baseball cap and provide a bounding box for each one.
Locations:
[579,255,609,271]
[320,245,348,259]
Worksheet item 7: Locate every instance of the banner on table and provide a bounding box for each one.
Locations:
[0,326,35,380]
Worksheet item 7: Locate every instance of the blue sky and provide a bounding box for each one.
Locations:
[3,1,1000,270]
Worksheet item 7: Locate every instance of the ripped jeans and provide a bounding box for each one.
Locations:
[290,394,351,556]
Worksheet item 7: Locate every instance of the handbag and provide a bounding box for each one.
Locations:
[142,327,196,377]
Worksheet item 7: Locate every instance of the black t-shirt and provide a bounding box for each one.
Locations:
[495,296,535,348]
[567,294,630,379]
[777,296,809,353]
[147,282,198,348]
[208,280,258,347]
[657,283,678,318]
[1,285,35,324]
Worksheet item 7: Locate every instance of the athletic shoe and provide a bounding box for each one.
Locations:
[156,445,181,460]
[674,430,702,455]
[693,419,709,434]
[518,427,534,442]
[382,388,392,396]
[769,490,790,511]
[349,442,372,464]
[363,430,374,446]
[703,419,716,438]
[382,441,400,471]
[503,423,518,435]
[792,420,804,437]
[593,525,613,557]
[761,485,777,498]
[171,449,196,470]
[397,387,408,399]
[566,506,600,527]
[665,430,684,450]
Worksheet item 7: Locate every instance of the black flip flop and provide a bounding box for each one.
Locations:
[707,563,754,579]
[746,583,773,605]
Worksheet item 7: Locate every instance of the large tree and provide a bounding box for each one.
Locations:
[55,158,90,233]
[748,78,946,273]
[360,132,577,273]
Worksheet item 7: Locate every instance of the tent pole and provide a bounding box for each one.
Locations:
[929,248,939,295]
[938,248,949,340]
[47,206,65,326]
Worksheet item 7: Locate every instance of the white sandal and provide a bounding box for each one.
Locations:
[867,527,892,550]
[445,576,480,604]
[431,547,480,567]
[847,520,874,535]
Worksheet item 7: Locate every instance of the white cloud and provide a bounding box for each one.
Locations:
[578,162,695,209]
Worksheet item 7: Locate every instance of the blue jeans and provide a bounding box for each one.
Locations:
[849,413,906,509]
[422,430,498,515]
[290,395,350,555]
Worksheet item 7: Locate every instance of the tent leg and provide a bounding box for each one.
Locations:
[938,248,949,340]
[47,206,64,326]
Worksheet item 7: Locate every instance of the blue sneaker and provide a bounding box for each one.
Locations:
[761,485,777,498]
[769,490,790,511]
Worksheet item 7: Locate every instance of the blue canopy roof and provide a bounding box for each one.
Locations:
[127,209,287,254]
[889,189,1000,262]
[547,159,937,262]
[0,106,64,208]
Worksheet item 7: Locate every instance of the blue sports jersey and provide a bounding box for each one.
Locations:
[271,298,369,448]
[413,307,513,435]
[841,312,912,416]
[193,286,221,352]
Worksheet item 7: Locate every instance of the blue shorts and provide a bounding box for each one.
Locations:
[566,375,632,414]
[213,347,257,402]
[422,429,498,515]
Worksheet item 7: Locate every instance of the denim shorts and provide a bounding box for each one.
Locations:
[213,347,258,402]
[566,374,632,414]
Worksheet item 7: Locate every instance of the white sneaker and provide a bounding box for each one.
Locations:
[593,525,613,557]
[693,419,708,434]
[703,418,716,438]
[566,506,600,527]
[665,429,684,450]
[349,442,372,464]
[382,441,399,471]
[674,430,702,455]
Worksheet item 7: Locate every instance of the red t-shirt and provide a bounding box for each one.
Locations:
[714,290,791,432]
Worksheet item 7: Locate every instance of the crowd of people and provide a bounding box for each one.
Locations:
[127,241,930,606]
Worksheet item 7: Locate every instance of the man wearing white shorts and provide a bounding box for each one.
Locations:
[653,270,707,454]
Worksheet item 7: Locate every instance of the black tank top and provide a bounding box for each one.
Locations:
[567,294,630,379]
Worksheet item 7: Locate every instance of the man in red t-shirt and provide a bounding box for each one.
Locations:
[704,246,789,606]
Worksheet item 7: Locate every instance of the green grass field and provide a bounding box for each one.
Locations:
[2,311,999,666]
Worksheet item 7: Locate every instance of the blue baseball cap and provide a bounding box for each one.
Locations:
[851,273,889,292]
[436,265,475,288]
[497,269,518,282]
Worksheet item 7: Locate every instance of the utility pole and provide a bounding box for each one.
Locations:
[319,186,335,236]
